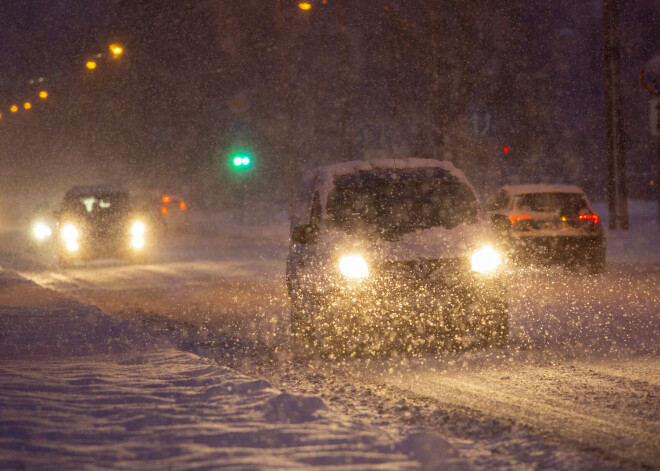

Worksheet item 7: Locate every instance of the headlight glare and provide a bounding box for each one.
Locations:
[471,246,502,274]
[61,224,79,242]
[131,221,146,236]
[131,236,145,249]
[339,255,369,278]
[33,222,52,240]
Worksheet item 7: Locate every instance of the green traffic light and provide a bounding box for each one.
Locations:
[231,152,252,168]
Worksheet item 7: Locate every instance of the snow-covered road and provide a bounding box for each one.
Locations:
[4,204,660,470]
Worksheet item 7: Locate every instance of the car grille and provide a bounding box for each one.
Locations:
[377,257,465,287]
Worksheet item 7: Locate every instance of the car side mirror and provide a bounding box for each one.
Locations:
[291,223,318,245]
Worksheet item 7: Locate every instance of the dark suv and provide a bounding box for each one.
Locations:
[286,159,508,355]
[55,186,148,266]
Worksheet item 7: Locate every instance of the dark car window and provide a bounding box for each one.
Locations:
[485,190,510,212]
[515,192,588,216]
[327,169,478,240]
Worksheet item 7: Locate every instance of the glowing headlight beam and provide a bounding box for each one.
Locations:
[61,224,79,242]
[339,255,369,279]
[131,221,146,236]
[66,241,79,252]
[131,236,145,249]
[33,222,52,240]
[471,246,502,274]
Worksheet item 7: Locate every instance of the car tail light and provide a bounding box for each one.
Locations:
[579,213,599,225]
[509,214,531,225]
[161,206,168,215]
[162,196,171,203]
[179,201,186,211]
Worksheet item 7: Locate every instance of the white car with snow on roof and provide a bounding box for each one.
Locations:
[286,159,508,355]
[485,184,606,274]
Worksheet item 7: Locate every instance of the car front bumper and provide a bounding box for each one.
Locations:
[506,235,605,264]
[310,271,507,340]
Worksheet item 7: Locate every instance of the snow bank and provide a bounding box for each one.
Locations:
[0,274,469,470]
[593,200,660,264]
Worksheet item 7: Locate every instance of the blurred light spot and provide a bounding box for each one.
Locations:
[33,223,52,240]
[39,91,48,99]
[131,221,146,236]
[162,196,171,203]
[339,255,369,278]
[179,201,186,211]
[23,102,32,110]
[161,206,168,215]
[109,44,123,57]
[131,236,145,249]
[298,2,312,10]
[10,105,18,113]
[86,61,97,70]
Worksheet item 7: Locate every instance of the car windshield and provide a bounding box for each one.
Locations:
[63,193,129,217]
[327,170,478,240]
[515,192,588,216]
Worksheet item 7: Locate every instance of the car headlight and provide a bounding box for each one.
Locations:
[131,221,146,236]
[61,224,79,242]
[339,255,369,279]
[33,222,52,240]
[471,246,502,274]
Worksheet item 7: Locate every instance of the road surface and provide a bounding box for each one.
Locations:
[6,222,659,470]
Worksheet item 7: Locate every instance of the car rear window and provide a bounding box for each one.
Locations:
[515,192,588,215]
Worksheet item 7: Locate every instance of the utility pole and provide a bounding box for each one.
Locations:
[602,0,629,229]
[336,0,353,160]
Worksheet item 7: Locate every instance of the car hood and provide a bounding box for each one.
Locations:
[320,221,494,263]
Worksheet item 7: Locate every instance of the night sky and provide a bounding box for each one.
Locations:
[0,0,658,207]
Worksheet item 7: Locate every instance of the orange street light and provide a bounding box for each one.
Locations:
[86,60,97,70]
[10,105,18,113]
[39,90,48,99]
[298,2,312,10]
[24,102,32,110]
[109,43,123,57]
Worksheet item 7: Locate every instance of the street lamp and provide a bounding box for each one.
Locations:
[109,43,123,58]
[24,102,32,110]
[10,105,18,113]
[39,91,48,99]
[298,2,312,10]
[86,60,97,70]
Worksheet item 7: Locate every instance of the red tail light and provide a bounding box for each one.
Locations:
[509,214,531,225]
[161,206,168,215]
[179,201,186,211]
[579,213,599,225]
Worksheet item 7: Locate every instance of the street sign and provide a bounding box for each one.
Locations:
[466,110,495,139]
[651,98,660,136]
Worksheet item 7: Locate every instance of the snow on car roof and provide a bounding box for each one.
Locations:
[65,185,129,196]
[291,159,476,230]
[501,184,586,195]
[304,158,470,198]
